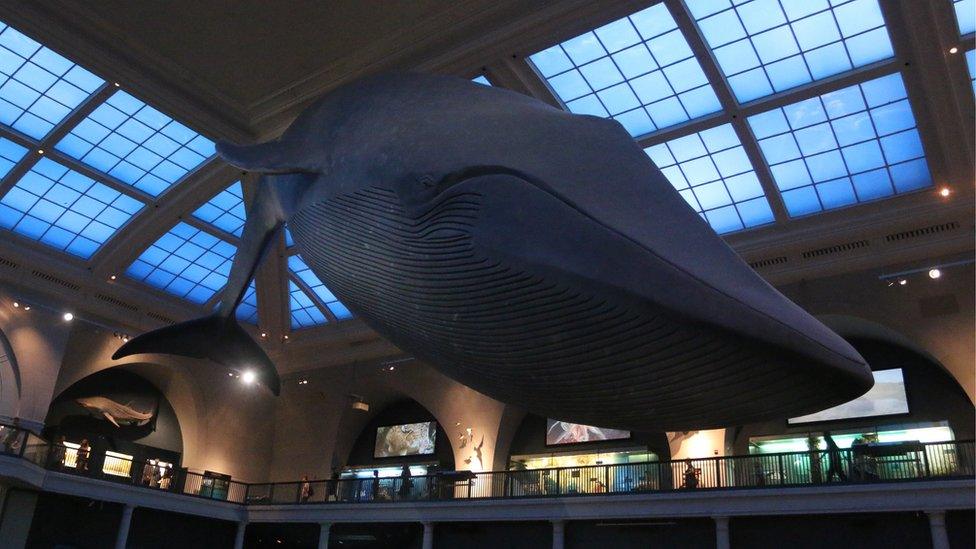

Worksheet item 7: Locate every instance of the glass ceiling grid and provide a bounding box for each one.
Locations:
[747,72,931,217]
[0,136,27,178]
[55,90,215,197]
[472,75,491,86]
[126,222,236,304]
[966,49,975,95]
[288,255,353,320]
[686,0,895,103]
[954,0,975,35]
[192,180,246,237]
[0,157,144,258]
[288,279,327,329]
[644,123,774,234]
[528,3,721,138]
[0,21,104,140]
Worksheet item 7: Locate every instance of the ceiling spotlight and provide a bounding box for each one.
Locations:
[283,334,289,340]
[928,268,942,279]
[886,281,895,287]
[260,332,267,338]
[950,46,959,54]
[228,372,235,377]
[113,82,120,87]
[23,305,30,311]
[63,312,74,321]
[387,365,395,371]
[241,371,256,384]
[12,301,19,308]
[298,378,308,385]
[109,275,117,281]
[37,149,44,154]
[939,187,951,197]
[898,279,908,286]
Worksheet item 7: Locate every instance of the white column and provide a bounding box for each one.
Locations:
[422,521,434,549]
[551,520,566,549]
[233,521,247,549]
[713,516,730,549]
[114,504,135,549]
[318,522,332,549]
[927,511,950,549]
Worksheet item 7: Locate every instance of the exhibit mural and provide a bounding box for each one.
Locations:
[374,422,437,458]
[546,419,630,445]
[789,369,910,424]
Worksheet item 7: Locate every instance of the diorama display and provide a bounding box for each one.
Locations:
[373,421,437,458]
[789,369,910,424]
[115,72,873,431]
[546,419,631,445]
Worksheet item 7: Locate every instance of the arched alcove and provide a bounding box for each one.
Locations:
[0,326,21,423]
[342,399,455,472]
[43,368,185,471]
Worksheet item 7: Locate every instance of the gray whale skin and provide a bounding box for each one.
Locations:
[114,72,872,431]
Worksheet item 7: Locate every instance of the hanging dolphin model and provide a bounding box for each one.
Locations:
[115,72,873,430]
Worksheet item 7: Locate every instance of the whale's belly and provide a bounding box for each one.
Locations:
[289,178,847,430]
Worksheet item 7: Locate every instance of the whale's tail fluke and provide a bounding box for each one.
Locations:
[112,314,281,395]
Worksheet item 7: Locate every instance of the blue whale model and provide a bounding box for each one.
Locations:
[115,73,873,430]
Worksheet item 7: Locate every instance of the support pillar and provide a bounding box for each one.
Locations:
[551,519,566,549]
[713,516,729,549]
[318,522,331,549]
[421,521,434,549]
[114,504,135,549]
[233,521,247,549]
[927,511,950,549]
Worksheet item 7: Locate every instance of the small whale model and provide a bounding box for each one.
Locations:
[115,72,873,430]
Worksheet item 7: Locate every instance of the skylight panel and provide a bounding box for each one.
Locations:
[55,90,215,197]
[955,0,975,35]
[644,123,773,234]
[0,20,104,139]
[284,226,294,247]
[193,181,245,237]
[687,0,894,103]
[0,157,143,258]
[127,222,235,304]
[528,2,721,138]
[966,49,975,95]
[472,75,491,86]
[236,280,258,324]
[289,280,327,329]
[747,72,930,217]
[288,255,353,320]
[0,136,28,178]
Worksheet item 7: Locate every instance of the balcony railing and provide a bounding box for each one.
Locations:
[1,423,972,507]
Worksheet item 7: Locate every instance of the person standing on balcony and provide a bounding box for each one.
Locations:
[371,469,380,501]
[823,432,847,482]
[76,439,91,472]
[300,475,312,503]
[51,435,67,469]
[398,464,413,500]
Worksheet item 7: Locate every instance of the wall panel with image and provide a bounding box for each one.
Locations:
[546,419,631,446]
[788,368,910,425]
[374,421,437,458]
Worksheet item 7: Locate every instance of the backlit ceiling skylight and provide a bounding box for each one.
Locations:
[528,2,720,138]
[288,255,352,320]
[472,75,491,86]
[236,280,258,324]
[193,180,245,237]
[56,90,215,196]
[289,280,327,329]
[748,73,930,217]
[127,222,235,304]
[0,136,27,177]
[686,0,894,103]
[645,123,773,234]
[955,0,975,35]
[0,20,104,139]
[0,157,143,258]
[966,49,975,95]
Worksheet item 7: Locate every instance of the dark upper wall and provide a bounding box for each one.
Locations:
[344,399,455,470]
[508,413,670,462]
[731,338,975,453]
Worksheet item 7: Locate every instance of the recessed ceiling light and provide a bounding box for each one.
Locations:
[298,378,308,385]
[898,279,908,286]
[37,149,44,154]
[23,305,30,311]
[63,312,74,321]
[114,82,120,87]
[939,187,951,197]
[12,302,18,308]
[241,371,256,384]
[950,46,959,54]
[260,332,267,338]
[928,268,941,279]
[109,275,117,281]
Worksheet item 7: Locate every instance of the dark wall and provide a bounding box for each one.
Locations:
[329,523,422,549]
[345,400,455,470]
[434,521,550,549]
[947,510,975,549]
[127,507,236,549]
[508,414,670,462]
[567,519,715,549]
[25,492,123,549]
[730,512,931,549]
[44,368,183,467]
[245,522,320,548]
[732,338,976,453]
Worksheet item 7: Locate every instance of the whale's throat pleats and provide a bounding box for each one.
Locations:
[289,177,849,430]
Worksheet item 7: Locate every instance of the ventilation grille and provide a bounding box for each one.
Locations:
[95,294,138,312]
[801,240,869,260]
[748,256,788,269]
[146,312,175,325]
[884,221,960,243]
[31,270,80,291]
[0,255,18,269]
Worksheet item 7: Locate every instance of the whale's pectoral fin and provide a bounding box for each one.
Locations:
[111,172,311,396]
[102,412,120,428]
